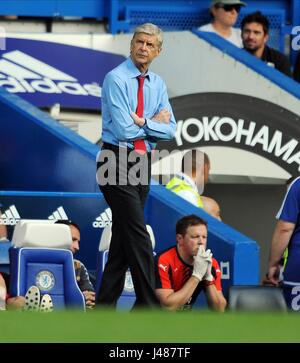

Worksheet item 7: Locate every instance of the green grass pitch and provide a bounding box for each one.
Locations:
[0,309,299,343]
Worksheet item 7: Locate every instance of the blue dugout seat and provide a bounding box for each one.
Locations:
[228,285,287,312]
[0,239,12,274]
[9,220,85,310]
[95,222,156,310]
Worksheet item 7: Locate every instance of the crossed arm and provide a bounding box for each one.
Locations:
[104,74,176,142]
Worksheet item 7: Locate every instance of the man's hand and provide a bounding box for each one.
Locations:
[131,112,145,127]
[131,109,170,127]
[203,249,214,282]
[192,246,209,281]
[152,109,170,124]
[83,290,96,309]
[6,296,26,310]
[262,273,278,286]
[267,265,280,286]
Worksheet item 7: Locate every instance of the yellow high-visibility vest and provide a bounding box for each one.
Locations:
[166,175,204,208]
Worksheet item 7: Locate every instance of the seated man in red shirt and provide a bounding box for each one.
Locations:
[155,214,226,311]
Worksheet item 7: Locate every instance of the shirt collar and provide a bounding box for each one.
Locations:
[176,246,193,268]
[126,57,151,81]
[176,172,198,191]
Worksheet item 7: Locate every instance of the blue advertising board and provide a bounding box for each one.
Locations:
[0,192,107,273]
[0,38,126,110]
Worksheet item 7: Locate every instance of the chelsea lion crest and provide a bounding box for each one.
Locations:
[124,270,134,293]
[36,270,55,291]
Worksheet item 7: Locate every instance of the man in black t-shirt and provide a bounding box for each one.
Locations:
[55,220,95,309]
[241,11,292,77]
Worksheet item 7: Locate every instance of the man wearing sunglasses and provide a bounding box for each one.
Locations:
[199,0,246,48]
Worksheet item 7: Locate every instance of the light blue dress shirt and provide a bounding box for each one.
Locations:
[101,57,176,151]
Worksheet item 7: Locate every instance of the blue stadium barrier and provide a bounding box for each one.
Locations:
[0,50,260,306]
[0,78,261,299]
[9,247,86,309]
[0,189,259,303]
[112,0,299,66]
[0,240,11,274]
[0,1,298,64]
[0,0,106,18]
[193,30,300,100]
[0,87,99,193]
[0,1,296,51]
[147,184,259,298]
[123,2,209,33]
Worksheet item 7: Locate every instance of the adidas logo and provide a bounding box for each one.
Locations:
[0,205,21,225]
[93,208,112,228]
[48,206,69,221]
[0,50,101,97]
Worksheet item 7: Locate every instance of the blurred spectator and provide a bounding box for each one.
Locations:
[267,176,300,310]
[55,220,95,309]
[241,11,292,77]
[199,0,246,48]
[155,215,226,311]
[293,52,300,82]
[166,149,222,220]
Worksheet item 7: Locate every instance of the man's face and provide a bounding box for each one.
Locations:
[194,168,205,195]
[70,225,80,254]
[194,162,210,194]
[177,224,208,258]
[212,5,240,27]
[242,22,268,53]
[204,162,210,185]
[130,32,161,69]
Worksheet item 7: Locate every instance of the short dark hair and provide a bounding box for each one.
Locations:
[181,149,210,174]
[54,220,81,232]
[241,11,269,35]
[176,215,207,236]
[286,176,298,187]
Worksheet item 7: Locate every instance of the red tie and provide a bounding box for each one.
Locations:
[133,76,147,154]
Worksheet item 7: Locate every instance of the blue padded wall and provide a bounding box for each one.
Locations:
[146,185,259,298]
[0,88,99,192]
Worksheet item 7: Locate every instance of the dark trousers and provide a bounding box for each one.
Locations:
[96,144,159,308]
